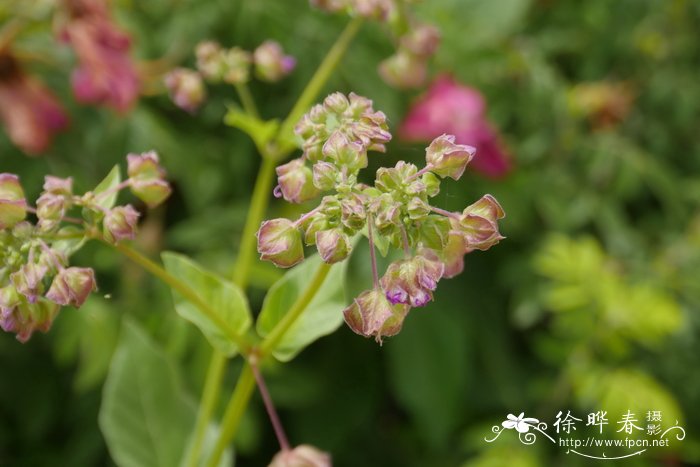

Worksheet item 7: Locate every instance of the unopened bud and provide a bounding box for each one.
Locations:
[276,158,320,204]
[11,263,48,303]
[165,68,207,113]
[340,194,366,230]
[315,228,351,264]
[36,193,67,231]
[253,40,296,82]
[130,179,172,208]
[312,161,339,191]
[269,444,332,467]
[425,134,476,180]
[45,267,96,308]
[103,205,140,243]
[323,92,350,114]
[407,197,430,220]
[343,289,410,343]
[196,41,225,81]
[378,51,428,89]
[257,218,304,268]
[127,151,171,207]
[322,131,367,171]
[43,176,73,196]
[127,151,165,180]
[400,24,441,57]
[457,194,505,250]
[0,174,27,229]
[222,47,252,85]
[380,253,444,307]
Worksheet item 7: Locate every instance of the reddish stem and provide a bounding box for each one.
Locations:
[250,361,291,452]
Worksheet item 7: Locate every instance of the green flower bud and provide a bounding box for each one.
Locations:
[257,218,304,268]
[371,194,401,237]
[316,228,351,264]
[11,263,48,304]
[417,215,451,251]
[407,197,430,220]
[43,176,73,196]
[340,193,366,230]
[275,158,320,204]
[103,205,140,243]
[127,151,165,180]
[312,161,338,191]
[342,289,410,344]
[378,50,428,89]
[222,47,252,85]
[253,40,296,82]
[130,179,172,208]
[36,193,68,231]
[45,267,96,308]
[425,134,476,180]
[422,172,441,197]
[196,41,226,81]
[322,131,368,171]
[323,92,350,114]
[269,444,331,467]
[0,174,27,229]
[457,194,505,250]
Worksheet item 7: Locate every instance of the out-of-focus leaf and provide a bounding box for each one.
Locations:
[387,308,469,449]
[257,254,348,362]
[52,226,88,257]
[162,252,252,356]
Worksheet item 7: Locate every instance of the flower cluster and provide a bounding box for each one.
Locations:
[257,93,505,343]
[309,0,440,89]
[400,74,512,178]
[0,52,69,155]
[165,40,296,113]
[59,0,140,112]
[0,151,171,342]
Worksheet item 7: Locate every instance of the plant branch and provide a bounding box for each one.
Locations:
[259,261,332,356]
[250,360,290,452]
[206,363,256,467]
[235,83,261,120]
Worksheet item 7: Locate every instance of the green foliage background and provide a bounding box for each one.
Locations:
[1,0,699,465]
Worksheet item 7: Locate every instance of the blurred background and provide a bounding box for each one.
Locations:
[1,0,699,465]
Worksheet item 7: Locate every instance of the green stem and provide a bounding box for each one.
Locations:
[231,156,278,288]
[259,261,331,356]
[184,351,227,467]
[275,17,363,157]
[110,242,251,355]
[235,83,261,120]
[205,363,256,467]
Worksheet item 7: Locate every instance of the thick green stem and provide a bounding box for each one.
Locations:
[184,351,227,467]
[260,261,331,356]
[111,242,251,354]
[205,363,256,467]
[231,156,278,288]
[276,17,363,157]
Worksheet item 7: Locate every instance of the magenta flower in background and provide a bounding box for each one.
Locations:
[0,53,69,155]
[60,0,139,112]
[399,74,512,178]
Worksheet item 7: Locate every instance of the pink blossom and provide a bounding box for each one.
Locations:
[60,0,139,112]
[399,74,512,178]
[0,54,68,155]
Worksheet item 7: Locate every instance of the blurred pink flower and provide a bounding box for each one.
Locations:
[60,0,139,112]
[0,53,68,155]
[399,74,512,178]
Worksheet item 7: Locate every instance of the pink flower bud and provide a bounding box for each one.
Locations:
[269,444,332,467]
[315,228,351,264]
[323,92,349,114]
[400,24,441,57]
[340,193,366,230]
[257,218,304,268]
[378,51,428,89]
[343,289,410,343]
[10,263,48,304]
[457,194,505,250]
[0,174,27,229]
[196,41,225,80]
[0,289,59,343]
[130,179,172,208]
[43,176,73,195]
[312,161,339,191]
[164,68,207,113]
[276,158,320,204]
[425,134,476,180]
[127,150,165,179]
[103,205,140,243]
[322,131,367,171]
[380,254,444,307]
[222,48,252,85]
[37,193,69,231]
[127,151,172,207]
[253,40,296,82]
[45,267,96,308]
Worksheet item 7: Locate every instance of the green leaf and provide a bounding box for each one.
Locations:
[99,320,196,467]
[100,320,232,467]
[387,309,469,449]
[162,252,252,357]
[257,254,348,361]
[52,226,88,257]
[224,106,279,150]
[93,165,122,210]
